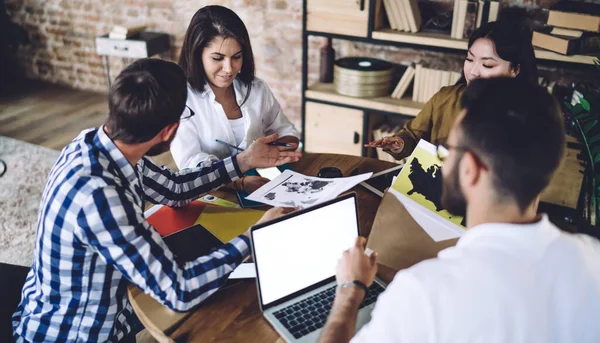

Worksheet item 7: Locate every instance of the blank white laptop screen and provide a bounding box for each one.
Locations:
[253,196,358,306]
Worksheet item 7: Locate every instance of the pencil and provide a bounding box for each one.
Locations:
[215,139,244,152]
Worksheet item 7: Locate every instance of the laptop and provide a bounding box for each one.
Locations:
[250,193,386,342]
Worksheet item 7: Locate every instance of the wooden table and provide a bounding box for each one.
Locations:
[129,153,398,343]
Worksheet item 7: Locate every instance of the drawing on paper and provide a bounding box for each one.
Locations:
[246,170,372,208]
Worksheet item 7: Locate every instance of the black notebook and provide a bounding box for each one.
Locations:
[162,224,224,264]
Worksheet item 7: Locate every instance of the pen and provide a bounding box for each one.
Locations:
[267,141,292,147]
[215,139,244,152]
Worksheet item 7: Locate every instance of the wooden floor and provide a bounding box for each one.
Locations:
[0,81,176,169]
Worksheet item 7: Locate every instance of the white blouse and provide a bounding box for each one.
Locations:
[171,77,300,169]
[229,117,246,146]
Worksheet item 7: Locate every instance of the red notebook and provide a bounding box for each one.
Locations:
[146,200,214,237]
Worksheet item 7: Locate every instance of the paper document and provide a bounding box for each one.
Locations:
[230,263,256,279]
[389,188,463,241]
[246,170,372,208]
[390,139,465,241]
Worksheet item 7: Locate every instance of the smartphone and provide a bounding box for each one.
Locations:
[256,167,282,180]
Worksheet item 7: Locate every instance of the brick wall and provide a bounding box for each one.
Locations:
[5,0,598,131]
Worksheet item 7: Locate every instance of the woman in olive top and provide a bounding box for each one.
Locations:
[366,21,538,159]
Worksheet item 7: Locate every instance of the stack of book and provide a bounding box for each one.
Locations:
[390,64,461,102]
[532,2,600,56]
[382,0,422,33]
[108,25,146,40]
[451,0,499,39]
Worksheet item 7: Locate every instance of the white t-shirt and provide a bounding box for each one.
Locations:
[170,78,299,169]
[229,116,245,146]
[352,215,600,343]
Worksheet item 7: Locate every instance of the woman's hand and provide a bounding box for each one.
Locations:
[364,136,404,153]
[276,135,300,151]
[241,176,270,193]
[237,133,302,171]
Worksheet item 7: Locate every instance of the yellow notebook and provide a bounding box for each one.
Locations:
[194,206,265,243]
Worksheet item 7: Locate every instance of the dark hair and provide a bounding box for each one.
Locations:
[459,78,565,212]
[179,5,255,106]
[105,58,187,144]
[459,21,538,85]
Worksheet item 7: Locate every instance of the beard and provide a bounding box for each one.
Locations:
[145,141,170,156]
[441,163,467,217]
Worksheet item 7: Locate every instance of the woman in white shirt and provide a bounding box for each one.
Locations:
[171,5,300,192]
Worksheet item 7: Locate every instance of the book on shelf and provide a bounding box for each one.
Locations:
[454,0,498,38]
[393,0,408,31]
[411,65,462,103]
[403,0,422,33]
[397,0,411,32]
[383,0,398,30]
[463,0,478,39]
[532,30,600,55]
[391,64,416,99]
[476,0,484,28]
[412,64,422,102]
[454,0,468,39]
[488,0,499,23]
[550,27,584,38]
[546,1,600,33]
[451,0,460,39]
[389,0,404,31]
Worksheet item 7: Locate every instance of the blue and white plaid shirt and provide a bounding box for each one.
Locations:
[13,127,250,342]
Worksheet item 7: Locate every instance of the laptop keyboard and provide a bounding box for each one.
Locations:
[273,282,385,339]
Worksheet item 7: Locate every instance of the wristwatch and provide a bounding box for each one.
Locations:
[338,280,368,295]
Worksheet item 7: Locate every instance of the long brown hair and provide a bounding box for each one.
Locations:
[178,5,255,106]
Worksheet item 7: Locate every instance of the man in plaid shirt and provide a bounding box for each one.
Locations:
[12,58,301,343]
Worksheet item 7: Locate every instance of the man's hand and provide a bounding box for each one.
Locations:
[237,133,302,172]
[237,176,270,193]
[336,237,378,287]
[242,207,298,238]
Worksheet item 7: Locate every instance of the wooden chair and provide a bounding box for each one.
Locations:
[127,285,191,343]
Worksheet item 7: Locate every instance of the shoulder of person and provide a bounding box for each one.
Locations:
[435,83,467,100]
[243,76,271,94]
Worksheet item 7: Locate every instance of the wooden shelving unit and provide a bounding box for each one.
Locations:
[372,29,599,65]
[305,82,422,117]
[301,0,599,159]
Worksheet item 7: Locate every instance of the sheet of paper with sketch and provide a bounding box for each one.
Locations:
[246,170,372,208]
[389,139,466,241]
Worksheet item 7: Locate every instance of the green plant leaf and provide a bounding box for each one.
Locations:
[571,103,586,116]
[580,98,591,112]
[595,153,600,165]
[575,113,594,121]
[589,135,600,145]
[592,146,600,157]
[584,120,598,134]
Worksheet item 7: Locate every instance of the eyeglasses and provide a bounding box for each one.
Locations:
[180,105,195,121]
[437,144,488,170]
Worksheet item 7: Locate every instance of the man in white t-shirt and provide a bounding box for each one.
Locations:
[319,78,600,343]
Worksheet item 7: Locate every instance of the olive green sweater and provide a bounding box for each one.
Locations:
[387,84,467,160]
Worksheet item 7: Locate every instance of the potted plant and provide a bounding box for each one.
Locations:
[564,59,600,227]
